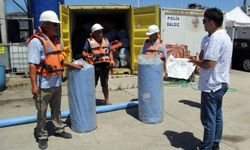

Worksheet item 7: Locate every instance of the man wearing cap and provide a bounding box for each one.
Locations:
[27,10,83,150]
[82,23,114,105]
[140,25,168,79]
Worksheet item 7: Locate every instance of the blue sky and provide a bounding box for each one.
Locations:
[6,0,247,13]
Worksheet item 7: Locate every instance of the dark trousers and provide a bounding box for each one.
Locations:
[34,86,64,140]
[94,63,110,88]
[200,83,228,149]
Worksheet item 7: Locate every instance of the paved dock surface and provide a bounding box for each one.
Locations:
[0,70,249,150]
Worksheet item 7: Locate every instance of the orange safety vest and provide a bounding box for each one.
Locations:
[87,37,110,64]
[144,36,164,59]
[27,27,64,76]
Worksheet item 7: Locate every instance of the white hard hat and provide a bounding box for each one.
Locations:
[91,23,104,33]
[39,10,60,24]
[146,25,159,35]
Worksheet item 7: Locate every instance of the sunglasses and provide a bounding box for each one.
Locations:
[52,23,59,27]
[202,19,206,24]
[203,19,211,24]
[48,23,59,27]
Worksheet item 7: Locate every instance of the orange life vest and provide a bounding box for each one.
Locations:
[87,37,110,64]
[27,27,64,76]
[144,36,164,59]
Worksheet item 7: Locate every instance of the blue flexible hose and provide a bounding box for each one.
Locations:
[0,100,138,128]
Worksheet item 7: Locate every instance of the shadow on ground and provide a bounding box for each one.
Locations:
[33,121,55,142]
[33,120,70,142]
[126,99,139,120]
[179,99,201,109]
[163,130,201,150]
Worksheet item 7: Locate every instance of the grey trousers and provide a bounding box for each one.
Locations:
[34,86,64,140]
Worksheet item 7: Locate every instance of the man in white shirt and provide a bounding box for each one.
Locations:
[189,8,233,150]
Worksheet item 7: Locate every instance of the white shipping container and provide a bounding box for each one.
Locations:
[160,8,207,55]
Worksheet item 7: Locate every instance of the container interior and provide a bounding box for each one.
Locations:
[69,8,131,69]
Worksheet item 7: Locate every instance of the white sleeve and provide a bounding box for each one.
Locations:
[203,36,221,62]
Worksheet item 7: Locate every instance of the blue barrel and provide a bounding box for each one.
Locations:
[0,64,6,91]
[29,0,65,31]
[67,61,96,133]
[138,55,164,124]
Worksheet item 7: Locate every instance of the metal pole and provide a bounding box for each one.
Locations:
[12,0,27,14]
[244,0,248,14]
[232,26,235,44]
[0,0,8,43]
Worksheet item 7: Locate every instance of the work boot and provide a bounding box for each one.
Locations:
[213,147,220,150]
[38,139,48,150]
[54,131,72,139]
[212,143,220,150]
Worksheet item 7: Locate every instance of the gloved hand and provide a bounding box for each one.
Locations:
[61,47,71,60]
[61,52,67,60]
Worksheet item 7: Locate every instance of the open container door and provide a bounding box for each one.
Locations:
[130,6,160,71]
[59,4,71,80]
[61,5,131,74]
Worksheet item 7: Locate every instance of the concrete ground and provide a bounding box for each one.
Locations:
[0,70,249,150]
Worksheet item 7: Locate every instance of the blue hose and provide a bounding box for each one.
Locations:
[0,101,138,128]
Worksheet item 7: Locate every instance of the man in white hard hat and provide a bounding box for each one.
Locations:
[82,23,114,105]
[140,24,168,79]
[27,10,83,150]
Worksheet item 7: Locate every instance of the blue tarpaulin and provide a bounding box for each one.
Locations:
[67,60,96,133]
[138,55,164,124]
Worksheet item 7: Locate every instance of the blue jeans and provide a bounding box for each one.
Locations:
[200,83,228,150]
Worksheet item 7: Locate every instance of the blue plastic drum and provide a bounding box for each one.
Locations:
[67,61,96,133]
[0,64,6,91]
[138,55,164,124]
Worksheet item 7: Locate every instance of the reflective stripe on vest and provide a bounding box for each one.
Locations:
[144,37,164,59]
[87,37,110,64]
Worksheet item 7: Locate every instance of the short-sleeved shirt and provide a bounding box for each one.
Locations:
[140,38,167,59]
[201,35,210,51]
[198,29,233,92]
[28,37,62,89]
